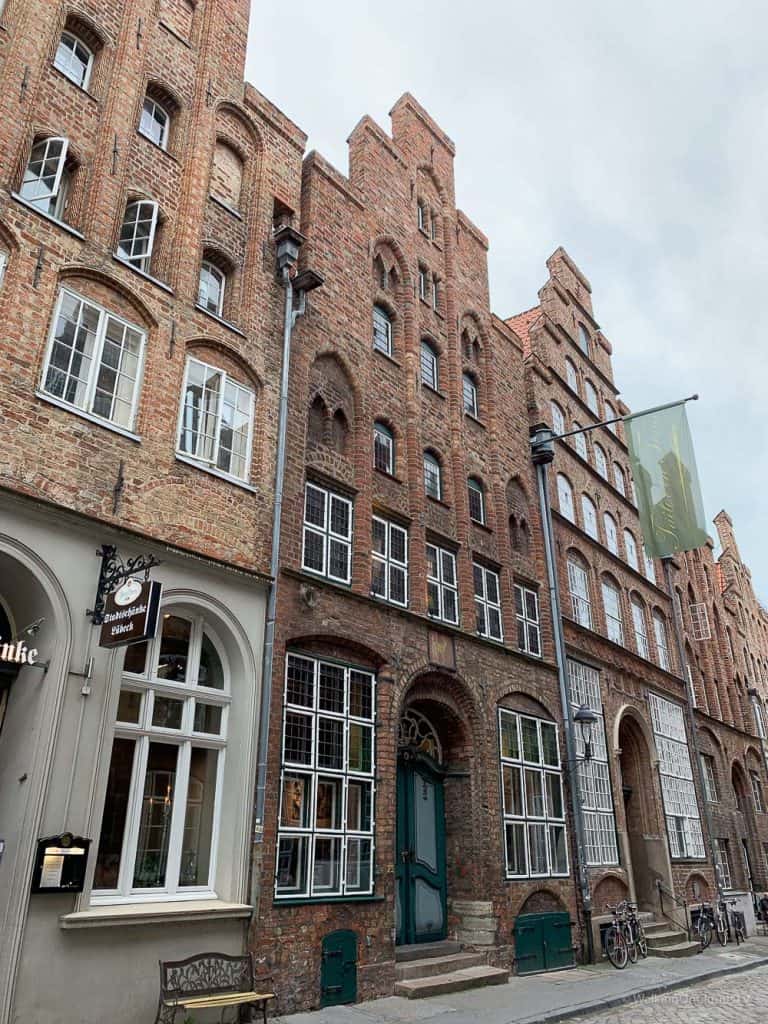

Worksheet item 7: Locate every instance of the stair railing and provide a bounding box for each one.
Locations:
[655,879,691,940]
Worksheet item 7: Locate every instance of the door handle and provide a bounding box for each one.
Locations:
[400,848,414,862]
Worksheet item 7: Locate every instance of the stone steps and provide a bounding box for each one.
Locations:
[645,928,690,948]
[394,964,509,999]
[646,940,701,958]
[396,951,487,981]
[395,940,461,963]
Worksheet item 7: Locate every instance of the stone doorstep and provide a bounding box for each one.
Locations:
[646,941,701,958]
[451,900,494,915]
[395,951,487,981]
[394,964,509,999]
[394,940,462,963]
[645,928,691,947]
[456,929,497,946]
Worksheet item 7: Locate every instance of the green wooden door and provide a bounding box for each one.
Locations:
[320,929,357,1007]
[395,758,447,945]
[514,913,574,974]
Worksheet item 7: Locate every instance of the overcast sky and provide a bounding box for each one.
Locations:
[246,0,768,601]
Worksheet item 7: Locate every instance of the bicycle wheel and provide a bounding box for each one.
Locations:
[605,926,628,969]
[698,917,712,951]
[715,915,728,946]
[636,921,649,958]
[623,922,639,963]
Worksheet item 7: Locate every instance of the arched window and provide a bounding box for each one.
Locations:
[372,305,392,356]
[140,95,171,150]
[578,323,590,356]
[567,554,592,628]
[624,529,639,570]
[468,477,485,524]
[565,358,578,392]
[613,463,626,496]
[631,596,650,659]
[93,611,229,897]
[423,451,441,500]
[373,421,394,474]
[117,199,159,272]
[585,380,598,415]
[654,611,671,670]
[198,259,226,317]
[573,422,587,460]
[593,442,607,478]
[420,339,439,390]
[557,474,574,522]
[462,372,478,417]
[211,141,244,210]
[581,494,598,539]
[602,578,623,644]
[644,550,656,584]
[605,400,618,434]
[550,400,565,436]
[603,512,618,555]
[0,248,8,291]
[54,30,94,89]
[20,136,72,220]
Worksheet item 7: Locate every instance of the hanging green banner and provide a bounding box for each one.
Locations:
[624,402,708,559]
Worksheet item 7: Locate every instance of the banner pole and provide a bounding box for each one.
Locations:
[553,394,699,444]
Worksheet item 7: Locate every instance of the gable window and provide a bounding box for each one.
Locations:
[372,305,392,356]
[603,513,618,555]
[550,400,565,436]
[565,358,578,392]
[515,584,541,656]
[276,653,375,898]
[751,771,765,813]
[198,260,225,317]
[653,612,671,670]
[418,266,428,301]
[462,373,478,417]
[371,517,407,607]
[578,323,590,356]
[474,563,502,641]
[117,200,159,272]
[557,474,574,523]
[177,356,254,481]
[430,211,438,241]
[585,380,598,415]
[593,443,608,479]
[420,340,438,389]
[93,612,228,900]
[426,543,458,624]
[20,136,71,219]
[613,463,626,496]
[689,602,712,641]
[423,452,441,501]
[54,31,93,89]
[302,482,353,584]
[581,494,598,540]
[602,579,624,644]
[573,422,587,460]
[605,401,618,434]
[468,477,485,525]
[431,276,440,312]
[701,755,718,802]
[624,529,639,570]
[139,96,170,150]
[373,422,394,475]
[499,708,567,878]
[568,556,592,628]
[417,199,427,232]
[716,838,732,888]
[632,597,650,659]
[42,287,145,431]
[644,551,656,584]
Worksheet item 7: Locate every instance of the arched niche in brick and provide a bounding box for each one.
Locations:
[211,103,262,223]
[506,476,531,559]
[306,352,357,485]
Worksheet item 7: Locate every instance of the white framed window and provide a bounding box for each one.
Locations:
[474,563,502,641]
[593,442,608,478]
[373,422,394,475]
[644,550,656,583]
[603,513,618,555]
[54,31,93,89]
[198,261,226,317]
[468,477,485,524]
[117,200,159,272]
[654,612,671,671]
[418,266,428,301]
[417,199,427,231]
[605,401,618,434]
[430,211,438,241]
[515,584,541,657]
[420,340,438,389]
[649,693,705,859]
[689,602,712,641]
[21,136,70,219]
[585,380,598,414]
[632,598,650,659]
[0,249,9,291]
[557,474,574,522]
[573,422,587,460]
[567,659,618,865]
[371,517,407,607]
[426,543,458,624]
[550,400,565,436]
[302,483,352,584]
[423,452,442,500]
[373,306,392,356]
[431,277,440,312]
[613,463,626,496]
[463,373,478,417]
[568,556,592,628]
[701,755,718,802]
[565,358,578,392]
[276,653,375,899]
[751,771,765,812]
[578,323,590,355]
[177,357,254,481]
[602,580,624,645]
[42,287,145,430]
[716,838,732,889]
[624,529,639,570]
[140,96,170,150]
[499,708,568,879]
[92,612,229,902]
[581,494,598,539]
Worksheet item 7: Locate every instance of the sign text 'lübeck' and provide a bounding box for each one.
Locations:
[99,578,162,649]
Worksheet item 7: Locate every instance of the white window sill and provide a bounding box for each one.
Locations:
[195,304,246,338]
[60,899,252,929]
[10,192,85,240]
[113,254,174,294]
[35,390,141,442]
[175,452,257,492]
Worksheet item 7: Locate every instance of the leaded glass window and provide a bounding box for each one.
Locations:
[474,563,502,641]
[302,482,353,584]
[371,516,408,607]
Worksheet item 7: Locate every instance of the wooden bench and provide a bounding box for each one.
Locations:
[155,952,275,1024]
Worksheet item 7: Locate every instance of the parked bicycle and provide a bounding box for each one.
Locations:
[722,899,746,945]
[623,901,648,959]
[712,899,729,946]
[694,901,713,951]
[604,903,629,969]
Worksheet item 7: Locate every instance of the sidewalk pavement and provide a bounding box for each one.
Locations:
[274,936,768,1024]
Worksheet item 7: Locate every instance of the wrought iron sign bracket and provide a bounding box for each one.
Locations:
[87,544,162,625]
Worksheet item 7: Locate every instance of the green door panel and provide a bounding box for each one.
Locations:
[514,913,574,974]
[396,757,447,945]
[320,929,357,1007]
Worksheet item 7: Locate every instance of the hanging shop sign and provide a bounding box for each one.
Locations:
[99,578,162,649]
[31,832,91,894]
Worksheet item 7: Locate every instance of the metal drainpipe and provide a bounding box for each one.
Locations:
[531,425,595,965]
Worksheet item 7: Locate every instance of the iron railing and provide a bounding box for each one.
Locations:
[656,879,691,940]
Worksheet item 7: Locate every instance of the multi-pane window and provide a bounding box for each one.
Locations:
[565,358,578,392]
[632,598,650,659]
[93,612,229,901]
[177,357,254,481]
[276,654,375,898]
[604,513,618,555]
[654,612,671,670]
[716,838,732,889]
[420,340,438,389]
[373,306,392,356]
[594,443,608,478]
[605,401,618,434]
[371,517,407,606]
[373,423,394,474]
[468,477,485,524]
[426,543,458,624]
[602,580,624,644]
[701,755,718,802]
[613,463,626,496]
[689,602,712,641]
[498,709,568,878]
[474,563,502,641]
[20,137,70,219]
[431,277,440,312]
[302,483,353,584]
[581,494,598,539]
[423,452,442,500]
[417,199,427,231]
[418,266,428,301]
[567,659,618,865]
[550,401,565,436]
[463,373,478,417]
[198,261,225,317]
[42,288,145,430]
[117,200,159,272]
[557,474,574,522]
[585,380,598,414]
[649,693,705,859]
[515,585,541,657]
[139,97,170,150]
[751,771,765,812]
[624,529,639,570]
[573,422,587,460]
[644,551,656,584]
[568,557,592,628]
[54,31,93,89]
[578,324,590,355]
